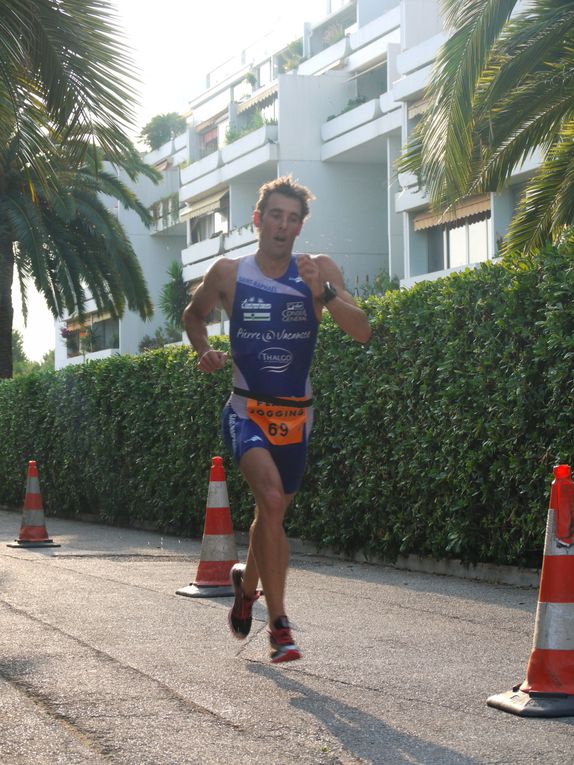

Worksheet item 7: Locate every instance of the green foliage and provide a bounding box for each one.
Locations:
[225,110,276,145]
[138,326,182,352]
[12,331,54,377]
[276,38,304,73]
[140,113,187,151]
[355,271,400,298]
[3,247,574,566]
[0,341,244,536]
[159,261,188,331]
[327,96,367,121]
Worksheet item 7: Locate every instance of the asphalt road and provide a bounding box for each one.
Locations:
[0,508,571,764]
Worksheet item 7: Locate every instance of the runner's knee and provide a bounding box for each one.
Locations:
[257,486,286,523]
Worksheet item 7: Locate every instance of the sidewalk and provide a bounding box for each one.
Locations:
[0,509,570,765]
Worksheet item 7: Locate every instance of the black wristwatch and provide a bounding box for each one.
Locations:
[322,281,337,304]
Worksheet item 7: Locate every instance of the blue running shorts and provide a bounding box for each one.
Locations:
[222,403,308,494]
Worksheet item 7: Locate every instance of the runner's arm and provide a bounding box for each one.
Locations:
[297,254,371,343]
[182,261,231,372]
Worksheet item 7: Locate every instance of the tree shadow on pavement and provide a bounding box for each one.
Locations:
[248,662,482,765]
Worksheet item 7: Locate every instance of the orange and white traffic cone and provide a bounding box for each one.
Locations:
[487,464,574,717]
[176,456,238,598]
[7,461,60,549]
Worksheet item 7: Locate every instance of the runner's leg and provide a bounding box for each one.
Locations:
[239,447,294,625]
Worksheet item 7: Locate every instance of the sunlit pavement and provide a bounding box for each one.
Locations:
[0,509,569,765]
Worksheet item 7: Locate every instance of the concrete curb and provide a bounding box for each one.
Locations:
[235,532,541,588]
[2,503,540,589]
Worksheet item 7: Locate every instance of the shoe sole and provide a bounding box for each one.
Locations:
[271,648,302,663]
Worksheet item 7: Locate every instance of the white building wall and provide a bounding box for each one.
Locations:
[117,211,185,356]
[229,182,259,229]
[401,0,443,50]
[358,0,399,26]
[278,72,353,160]
[277,72,387,288]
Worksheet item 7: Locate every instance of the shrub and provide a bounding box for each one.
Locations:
[2,245,574,566]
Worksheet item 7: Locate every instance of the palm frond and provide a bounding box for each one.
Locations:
[410,0,517,206]
[504,120,574,254]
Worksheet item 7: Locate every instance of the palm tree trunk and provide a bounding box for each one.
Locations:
[0,239,14,378]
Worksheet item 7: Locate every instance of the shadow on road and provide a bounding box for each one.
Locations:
[249,662,482,765]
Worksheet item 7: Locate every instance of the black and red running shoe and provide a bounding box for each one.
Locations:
[269,616,301,663]
[228,563,260,639]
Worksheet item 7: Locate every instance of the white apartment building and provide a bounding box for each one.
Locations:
[55,0,535,367]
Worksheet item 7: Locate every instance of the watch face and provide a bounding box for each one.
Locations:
[323,282,337,303]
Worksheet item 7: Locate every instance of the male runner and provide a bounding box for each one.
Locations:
[183,176,371,662]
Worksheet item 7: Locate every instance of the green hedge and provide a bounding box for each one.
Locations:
[2,244,574,566]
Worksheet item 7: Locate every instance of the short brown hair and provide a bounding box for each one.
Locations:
[255,175,314,221]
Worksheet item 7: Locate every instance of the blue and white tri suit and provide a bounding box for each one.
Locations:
[222,254,319,493]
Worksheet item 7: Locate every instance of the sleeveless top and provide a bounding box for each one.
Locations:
[227,254,319,419]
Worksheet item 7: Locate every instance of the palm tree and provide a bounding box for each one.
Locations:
[0,1,162,378]
[0,134,156,378]
[398,0,574,256]
[0,0,141,173]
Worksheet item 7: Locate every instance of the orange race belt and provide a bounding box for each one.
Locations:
[233,387,313,446]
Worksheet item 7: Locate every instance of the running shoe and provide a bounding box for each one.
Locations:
[228,563,260,639]
[269,616,302,663]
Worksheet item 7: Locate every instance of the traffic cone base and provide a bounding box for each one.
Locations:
[488,465,574,717]
[7,461,60,549]
[176,456,237,599]
[487,687,574,718]
[7,538,60,549]
[176,582,234,598]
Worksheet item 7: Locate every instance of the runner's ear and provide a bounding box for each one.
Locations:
[253,210,261,229]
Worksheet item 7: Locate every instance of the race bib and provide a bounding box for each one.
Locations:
[246,398,308,446]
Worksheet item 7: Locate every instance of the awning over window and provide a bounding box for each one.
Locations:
[413,194,491,231]
[407,98,429,120]
[237,84,278,114]
[180,190,228,222]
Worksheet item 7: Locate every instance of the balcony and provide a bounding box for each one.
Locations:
[345,7,401,73]
[298,36,350,76]
[180,150,222,187]
[223,223,257,253]
[221,123,277,164]
[181,235,223,272]
[321,97,400,162]
[349,6,400,53]
[322,98,382,142]
[181,223,259,285]
[393,31,448,102]
[180,124,278,203]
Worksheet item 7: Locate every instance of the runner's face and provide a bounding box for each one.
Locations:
[254,193,303,258]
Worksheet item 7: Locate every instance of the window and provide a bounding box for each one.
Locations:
[63,315,119,357]
[189,196,229,244]
[420,215,492,273]
[199,127,219,158]
[90,318,120,351]
[258,59,272,88]
[447,216,491,268]
[414,203,492,273]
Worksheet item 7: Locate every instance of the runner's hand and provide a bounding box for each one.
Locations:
[198,350,228,373]
[296,254,322,300]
